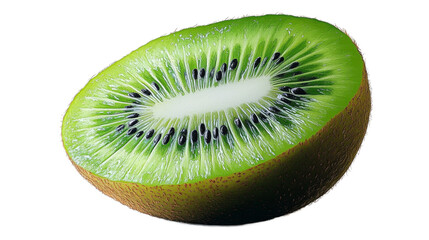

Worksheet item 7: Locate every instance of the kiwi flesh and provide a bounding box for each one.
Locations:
[62,14,371,225]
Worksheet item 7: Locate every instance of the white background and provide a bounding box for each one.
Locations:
[1,0,428,239]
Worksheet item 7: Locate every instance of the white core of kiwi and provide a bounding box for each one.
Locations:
[151,76,271,119]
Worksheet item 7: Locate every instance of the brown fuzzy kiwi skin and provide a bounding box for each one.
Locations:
[65,66,370,225]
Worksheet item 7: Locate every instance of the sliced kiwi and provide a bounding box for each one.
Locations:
[62,14,370,225]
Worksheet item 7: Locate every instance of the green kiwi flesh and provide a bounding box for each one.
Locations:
[62,14,370,224]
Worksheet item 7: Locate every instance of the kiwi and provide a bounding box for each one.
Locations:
[62,14,370,225]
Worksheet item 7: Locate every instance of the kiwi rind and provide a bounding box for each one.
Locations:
[66,65,370,225]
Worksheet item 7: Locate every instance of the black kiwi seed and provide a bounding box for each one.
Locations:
[125,105,133,109]
[269,106,280,113]
[167,127,175,136]
[199,123,206,135]
[210,68,215,78]
[291,87,306,95]
[141,89,151,96]
[116,124,125,132]
[136,131,144,138]
[128,119,138,127]
[221,63,227,72]
[272,52,281,61]
[279,86,291,92]
[127,128,137,135]
[216,71,222,81]
[278,95,291,104]
[128,92,141,98]
[162,134,170,145]
[199,68,206,78]
[151,82,160,91]
[178,135,186,145]
[290,61,300,69]
[276,57,284,65]
[126,113,139,118]
[251,114,259,124]
[204,130,212,144]
[230,59,238,70]
[293,71,303,76]
[220,125,228,135]
[254,57,261,68]
[191,130,198,143]
[180,128,187,135]
[213,127,219,139]
[145,129,154,139]
[153,134,161,144]
[282,92,298,100]
[234,118,242,128]
[192,69,198,80]
[259,113,267,121]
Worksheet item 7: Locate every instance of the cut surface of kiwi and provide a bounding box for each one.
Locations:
[62,14,370,224]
